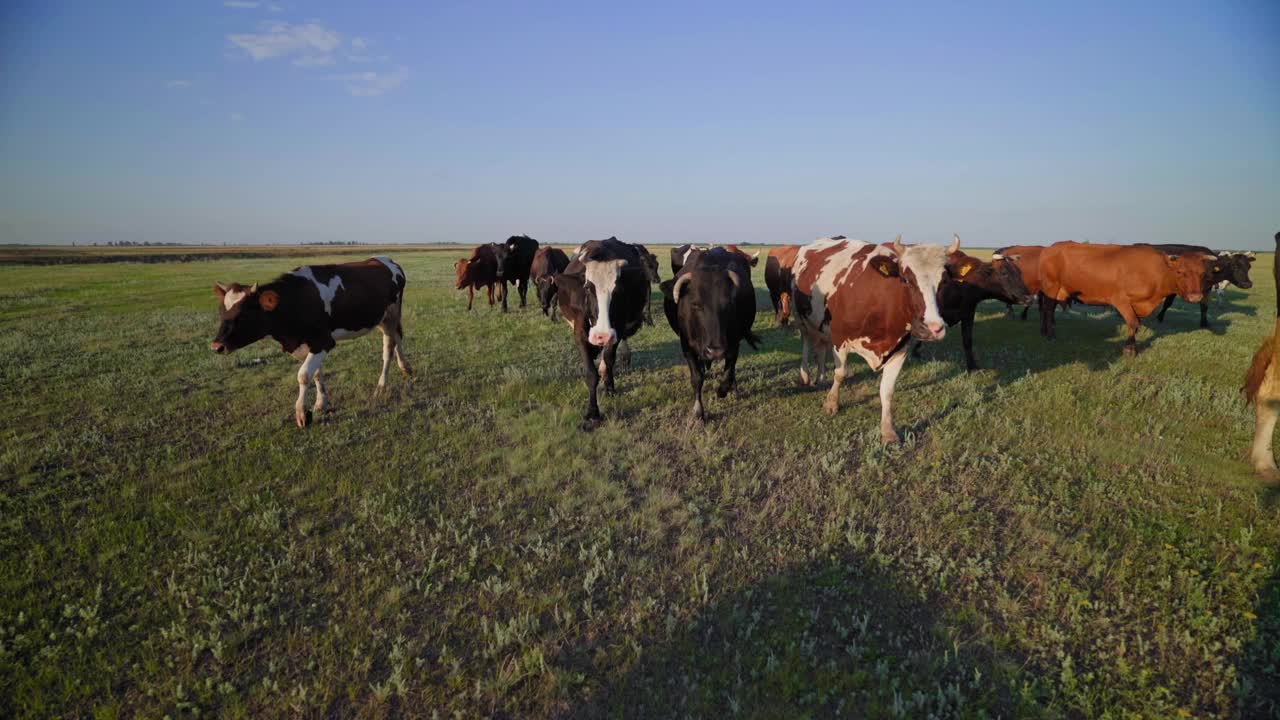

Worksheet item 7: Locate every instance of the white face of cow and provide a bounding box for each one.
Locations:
[584,259,626,346]
[898,243,950,341]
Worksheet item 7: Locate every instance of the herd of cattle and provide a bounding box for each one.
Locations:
[209,233,1262,453]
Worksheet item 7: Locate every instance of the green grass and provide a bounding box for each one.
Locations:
[1,246,1278,718]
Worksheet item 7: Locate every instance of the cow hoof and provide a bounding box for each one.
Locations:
[1122,344,1137,358]
[821,399,838,416]
[880,429,901,445]
[687,411,707,426]
[716,384,733,398]
[580,414,604,432]
[296,409,312,428]
[799,371,811,386]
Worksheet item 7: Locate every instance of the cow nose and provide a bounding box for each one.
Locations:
[703,346,724,361]
[927,322,946,339]
[211,341,227,353]
[1186,292,1204,303]
[1240,281,1253,289]
[587,329,616,347]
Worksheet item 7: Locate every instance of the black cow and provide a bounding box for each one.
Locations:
[1150,246,1255,328]
[554,238,650,430]
[911,253,1035,370]
[670,244,705,275]
[530,246,570,319]
[493,234,540,312]
[631,242,661,326]
[661,248,761,423]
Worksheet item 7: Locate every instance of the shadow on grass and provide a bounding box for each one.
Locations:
[557,554,1039,718]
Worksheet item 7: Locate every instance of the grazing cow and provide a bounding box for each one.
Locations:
[554,238,651,430]
[1150,246,1254,328]
[765,245,803,325]
[994,245,1046,320]
[661,248,762,423]
[670,244,705,275]
[455,244,503,310]
[210,257,410,428]
[1245,233,1280,479]
[493,234,540,312]
[720,244,761,267]
[793,235,973,443]
[1038,241,1212,356]
[911,248,1036,370]
[530,246,571,319]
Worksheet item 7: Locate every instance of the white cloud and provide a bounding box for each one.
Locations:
[166,79,192,89]
[331,66,408,97]
[224,1,259,8]
[228,21,341,63]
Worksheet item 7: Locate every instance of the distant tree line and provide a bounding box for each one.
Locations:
[88,240,366,247]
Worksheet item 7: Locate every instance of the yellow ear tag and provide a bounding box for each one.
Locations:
[959,264,971,277]
[1213,266,1221,273]
[877,263,891,276]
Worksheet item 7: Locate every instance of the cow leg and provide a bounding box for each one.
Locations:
[486,284,494,307]
[501,281,510,312]
[822,346,849,416]
[519,278,529,308]
[799,331,812,385]
[1021,303,1031,321]
[1004,303,1014,320]
[295,351,326,428]
[376,331,395,393]
[1039,294,1057,339]
[961,316,979,371]
[1157,294,1175,323]
[1252,399,1280,478]
[814,338,829,386]
[616,339,632,371]
[602,342,618,394]
[1116,303,1140,357]
[1199,301,1210,329]
[716,343,740,398]
[579,341,604,429]
[779,293,791,326]
[312,368,329,416]
[686,351,707,424]
[877,349,908,444]
[466,287,474,311]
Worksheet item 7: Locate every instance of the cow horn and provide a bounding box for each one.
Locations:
[726,270,741,288]
[1246,251,1256,258]
[751,251,760,259]
[249,283,258,293]
[947,234,960,254]
[672,274,693,303]
[892,235,904,256]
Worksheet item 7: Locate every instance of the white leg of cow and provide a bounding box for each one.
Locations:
[313,369,329,416]
[822,346,850,416]
[877,349,907,444]
[377,331,393,393]
[295,351,326,428]
[799,331,812,385]
[1252,400,1279,477]
[393,328,411,377]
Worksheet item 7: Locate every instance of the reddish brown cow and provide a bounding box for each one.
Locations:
[454,243,503,310]
[764,245,801,325]
[1038,241,1212,356]
[993,245,1045,320]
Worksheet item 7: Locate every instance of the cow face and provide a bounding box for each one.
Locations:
[1166,253,1209,303]
[583,259,627,346]
[1222,253,1255,289]
[211,283,275,353]
[672,269,740,360]
[454,259,471,289]
[959,255,1036,305]
[894,236,954,341]
[535,274,558,315]
[639,250,661,283]
[492,243,511,280]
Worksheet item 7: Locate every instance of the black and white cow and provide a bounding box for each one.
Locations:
[493,234,540,312]
[211,257,410,428]
[661,248,761,423]
[554,238,650,430]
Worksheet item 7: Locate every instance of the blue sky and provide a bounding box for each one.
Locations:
[1,1,1277,248]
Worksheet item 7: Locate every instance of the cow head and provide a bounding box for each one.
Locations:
[638,249,661,283]
[891,235,954,341]
[454,259,471,289]
[671,267,741,360]
[1220,252,1255,289]
[535,274,558,316]
[962,252,1036,305]
[1165,253,1210,303]
[583,259,628,346]
[211,282,277,353]
[492,242,511,280]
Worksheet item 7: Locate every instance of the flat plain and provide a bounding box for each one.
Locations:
[2,245,1278,718]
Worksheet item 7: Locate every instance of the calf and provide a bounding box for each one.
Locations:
[1038,241,1212,356]
[793,235,973,443]
[493,234,540,311]
[912,247,1036,370]
[764,244,803,325]
[1245,233,1280,479]
[1151,246,1254,327]
[530,246,570,319]
[455,244,502,310]
[211,257,410,428]
[554,238,650,430]
[661,248,761,423]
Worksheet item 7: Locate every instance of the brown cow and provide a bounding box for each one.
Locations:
[454,243,503,310]
[1038,241,1211,356]
[211,257,410,428]
[764,244,802,325]
[792,235,979,443]
[1245,232,1280,479]
[720,244,761,267]
[530,246,570,319]
[994,245,1045,320]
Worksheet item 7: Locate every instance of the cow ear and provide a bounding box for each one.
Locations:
[259,290,280,312]
[213,283,227,298]
[954,258,979,281]
[868,256,900,278]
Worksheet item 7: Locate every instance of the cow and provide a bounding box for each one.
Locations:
[210,257,410,428]
[720,244,761,267]
[1038,241,1212,356]
[792,235,976,444]
[631,243,661,326]
[670,244,705,275]
[911,247,1036,370]
[454,244,503,310]
[1213,251,1255,301]
[554,238,651,430]
[661,248,762,423]
[994,245,1046,320]
[1150,246,1254,328]
[1245,233,1280,479]
[530,246,571,319]
[492,234,540,312]
[764,245,803,325]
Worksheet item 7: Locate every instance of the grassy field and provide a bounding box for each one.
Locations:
[2,244,1279,718]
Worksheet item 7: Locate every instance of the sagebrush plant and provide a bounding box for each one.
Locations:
[1,247,1277,718]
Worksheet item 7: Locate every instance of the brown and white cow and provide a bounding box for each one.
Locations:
[792,235,974,443]
[1038,241,1212,356]
[1245,233,1280,479]
[211,257,410,428]
[764,244,803,325]
[455,243,503,310]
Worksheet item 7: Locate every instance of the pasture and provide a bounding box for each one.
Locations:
[2,245,1278,718]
